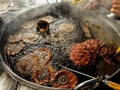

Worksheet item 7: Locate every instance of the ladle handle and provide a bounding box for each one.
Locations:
[116,46,120,54]
[74,78,100,90]
[105,81,120,90]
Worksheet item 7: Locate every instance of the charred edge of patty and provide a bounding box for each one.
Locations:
[51,69,78,89]
[34,48,52,66]
[16,54,39,77]
[31,65,54,85]
[6,42,24,56]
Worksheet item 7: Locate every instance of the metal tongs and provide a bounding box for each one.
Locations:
[75,46,120,90]
[60,65,120,90]
[59,46,120,90]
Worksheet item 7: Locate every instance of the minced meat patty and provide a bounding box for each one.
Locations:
[70,39,119,66]
[8,34,23,43]
[6,42,24,56]
[70,43,96,66]
[70,39,102,66]
[16,53,39,77]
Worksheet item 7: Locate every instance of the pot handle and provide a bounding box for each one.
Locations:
[104,80,120,90]
[107,13,120,20]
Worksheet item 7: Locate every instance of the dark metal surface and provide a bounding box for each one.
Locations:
[0,17,4,30]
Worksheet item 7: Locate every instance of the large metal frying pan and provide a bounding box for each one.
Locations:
[0,2,120,90]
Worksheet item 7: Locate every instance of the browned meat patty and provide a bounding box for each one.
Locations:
[6,42,24,56]
[58,23,74,33]
[39,16,54,23]
[70,39,119,66]
[34,48,52,66]
[69,39,102,66]
[51,69,78,89]
[22,32,40,44]
[31,65,54,85]
[21,21,35,30]
[16,53,39,76]
[8,34,23,43]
